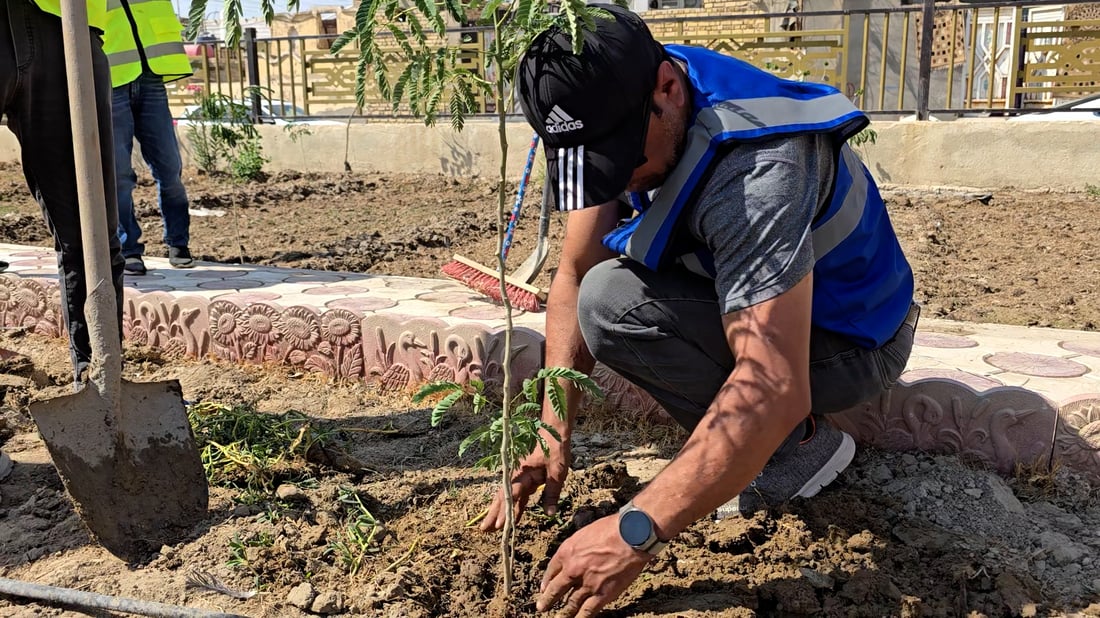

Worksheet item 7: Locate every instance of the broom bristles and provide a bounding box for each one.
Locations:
[441,256,544,312]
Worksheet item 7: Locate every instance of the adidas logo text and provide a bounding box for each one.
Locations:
[544,105,584,134]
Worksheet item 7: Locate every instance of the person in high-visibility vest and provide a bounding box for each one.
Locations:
[0,0,126,385]
[104,0,194,274]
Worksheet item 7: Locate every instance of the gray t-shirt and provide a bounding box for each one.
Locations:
[684,133,836,314]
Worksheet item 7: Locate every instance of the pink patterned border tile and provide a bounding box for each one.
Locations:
[3,272,1098,483]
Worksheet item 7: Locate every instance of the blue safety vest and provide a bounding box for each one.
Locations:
[603,45,913,349]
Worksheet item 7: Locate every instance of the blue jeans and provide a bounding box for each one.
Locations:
[112,72,190,257]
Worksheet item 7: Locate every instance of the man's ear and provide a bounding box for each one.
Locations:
[653,60,687,114]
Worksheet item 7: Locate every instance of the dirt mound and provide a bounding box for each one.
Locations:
[3,165,1100,615]
[1,332,1099,617]
[0,214,49,245]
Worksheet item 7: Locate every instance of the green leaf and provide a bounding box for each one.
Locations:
[448,90,466,132]
[419,0,447,36]
[393,62,417,113]
[537,367,604,400]
[373,56,392,100]
[480,0,504,23]
[222,0,245,47]
[186,0,208,40]
[431,390,466,427]
[443,0,465,22]
[330,29,359,55]
[473,455,498,471]
[412,380,463,404]
[425,79,445,122]
[545,378,566,422]
[522,378,538,403]
[385,23,416,58]
[514,0,533,28]
[407,11,428,45]
[354,52,370,108]
[540,422,562,444]
[472,392,491,416]
[458,426,489,456]
[513,402,541,417]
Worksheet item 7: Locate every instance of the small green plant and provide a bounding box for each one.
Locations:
[849,127,878,149]
[183,90,266,179]
[1085,183,1100,199]
[229,137,268,182]
[413,368,603,472]
[283,122,312,143]
[227,531,275,570]
[188,402,334,498]
[325,486,383,575]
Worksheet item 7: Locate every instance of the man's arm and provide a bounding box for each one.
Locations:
[535,273,814,618]
[541,202,622,439]
[481,200,621,531]
[631,271,813,538]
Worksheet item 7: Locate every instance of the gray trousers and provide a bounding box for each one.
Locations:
[577,259,915,451]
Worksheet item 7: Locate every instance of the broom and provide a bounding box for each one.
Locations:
[441,133,547,312]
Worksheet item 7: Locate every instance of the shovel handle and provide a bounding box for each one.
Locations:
[0,577,248,618]
[59,0,123,398]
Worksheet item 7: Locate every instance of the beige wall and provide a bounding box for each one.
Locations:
[2,119,1096,192]
[236,119,1100,192]
[856,119,1099,191]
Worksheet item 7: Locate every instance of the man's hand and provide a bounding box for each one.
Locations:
[481,428,571,531]
[536,515,653,617]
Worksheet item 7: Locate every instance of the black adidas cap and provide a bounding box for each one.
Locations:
[518,4,667,210]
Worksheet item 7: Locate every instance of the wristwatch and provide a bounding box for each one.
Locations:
[617,501,668,555]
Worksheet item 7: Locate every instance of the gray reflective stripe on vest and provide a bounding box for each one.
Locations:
[624,110,719,261]
[710,92,860,134]
[625,92,864,266]
[811,145,868,260]
[108,41,186,67]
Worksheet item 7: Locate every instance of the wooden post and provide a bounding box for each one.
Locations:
[916,0,936,120]
[244,28,262,123]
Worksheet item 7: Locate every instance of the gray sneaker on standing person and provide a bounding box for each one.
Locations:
[477,7,919,615]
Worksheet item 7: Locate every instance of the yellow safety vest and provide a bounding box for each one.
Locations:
[32,0,108,31]
[102,0,192,88]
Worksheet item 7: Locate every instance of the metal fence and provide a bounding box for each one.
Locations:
[168,0,1100,120]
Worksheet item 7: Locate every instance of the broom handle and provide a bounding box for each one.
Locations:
[501,132,540,260]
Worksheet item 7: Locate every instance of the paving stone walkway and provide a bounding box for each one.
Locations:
[2,243,1098,482]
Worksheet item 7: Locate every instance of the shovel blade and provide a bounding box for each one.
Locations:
[29,379,208,562]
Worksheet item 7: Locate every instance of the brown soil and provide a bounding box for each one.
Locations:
[1,162,1100,617]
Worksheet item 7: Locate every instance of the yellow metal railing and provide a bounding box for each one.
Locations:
[169,1,1100,119]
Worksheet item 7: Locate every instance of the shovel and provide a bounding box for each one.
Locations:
[27,0,208,562]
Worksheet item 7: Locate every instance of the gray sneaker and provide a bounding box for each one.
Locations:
[716,417,856,519]
[168,246,195,269]
[124,256,147,275]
